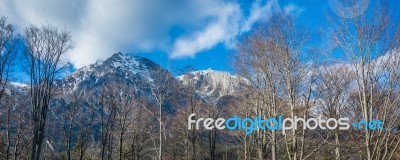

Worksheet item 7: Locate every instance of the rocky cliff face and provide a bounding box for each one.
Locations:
[177,68,246,103]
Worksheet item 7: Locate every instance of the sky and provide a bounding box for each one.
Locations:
[0,0,391,79]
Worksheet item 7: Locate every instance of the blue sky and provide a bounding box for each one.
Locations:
[134,0,335,75]
[1,0,398,81]
[133,0,400,76]
[133,0,329,75]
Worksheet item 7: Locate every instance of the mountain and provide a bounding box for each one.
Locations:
[55,52,186,113]
[8,52,246,108]
[177,69,246,102]
[57,52,162,92]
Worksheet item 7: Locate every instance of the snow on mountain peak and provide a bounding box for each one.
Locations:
[109,52,140,70]
[177,69,245,102]
[59,52,159,92]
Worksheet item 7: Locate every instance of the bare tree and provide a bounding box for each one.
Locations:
[56,91,83,160]
[23,24,73,160]
[99,85,118,160]
[126,99,154,160]
[113,84,137,160]
[0,17,18,101]
[176,65,202,160]
[329,1,400,159]
[318,64,354,160]
[234,19,281,160]
[76,96,96,160]
[144,68,175,160]
[234,13,314,160]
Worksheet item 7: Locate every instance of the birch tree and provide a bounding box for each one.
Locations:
[329,1,400,159]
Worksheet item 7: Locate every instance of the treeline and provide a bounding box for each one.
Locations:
[0,1,400,160]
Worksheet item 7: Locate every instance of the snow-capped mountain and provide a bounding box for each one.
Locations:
[54,52,188,114]
[7,53,245,107]
[57,52,163,93]
[177,68,246,102]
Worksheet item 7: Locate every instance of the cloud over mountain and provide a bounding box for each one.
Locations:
[0,0,300,68]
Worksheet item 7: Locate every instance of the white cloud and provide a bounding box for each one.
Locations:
[171,0,280,58]
[283,3,305,16]
[0,0,85,31]
[0,0,297,68]
[170,1,242,58]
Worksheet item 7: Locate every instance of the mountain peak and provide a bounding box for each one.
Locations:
[190,69,235,77]
[105,52,160,71]
[106,52,141,69]
[110,52,134,61]
[59,52,161,92]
